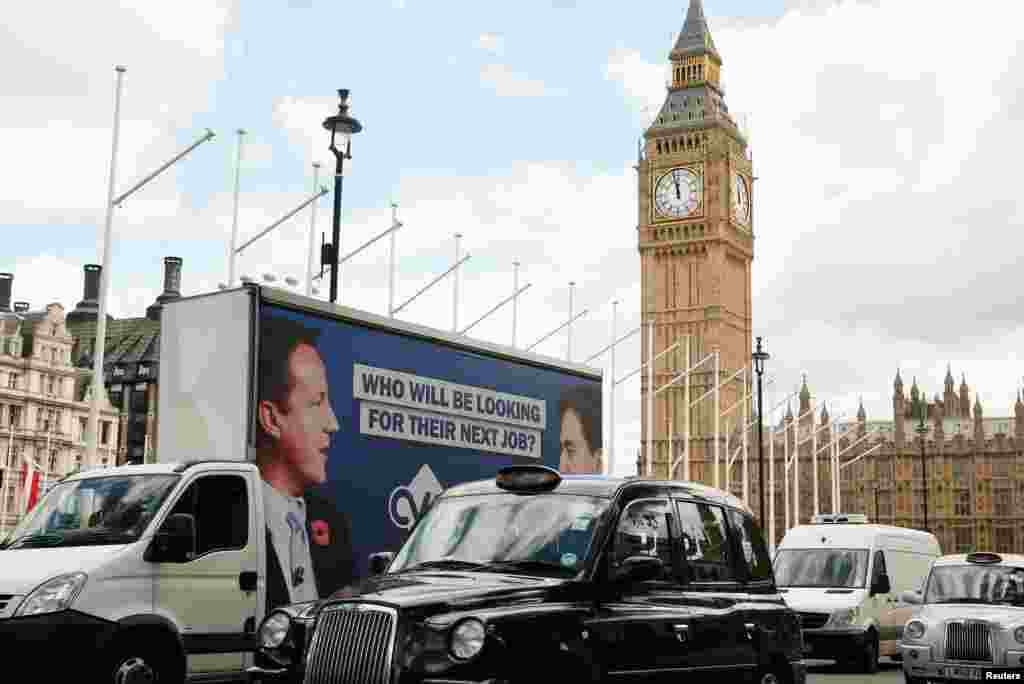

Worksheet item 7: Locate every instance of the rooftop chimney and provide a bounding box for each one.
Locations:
[66,264,112,324]
[147,257,183,321]
[0,273,11,312]
[13,302,29,312]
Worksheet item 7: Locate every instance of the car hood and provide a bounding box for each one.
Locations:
[778,587,867,614]
[915,604,1024,625]
[334,570,571,611]
[0,545,131,595]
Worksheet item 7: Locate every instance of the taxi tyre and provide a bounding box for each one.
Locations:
[903,674,927,684]
[105,630,184,684]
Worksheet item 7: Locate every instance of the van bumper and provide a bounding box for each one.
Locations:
[801,628,868,660]
[0,609,118,674]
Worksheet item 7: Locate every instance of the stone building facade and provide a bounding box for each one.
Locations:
[637,0,755,483]
[707,369,1022,554]
[0,257,183,535]
[0,273,120,537]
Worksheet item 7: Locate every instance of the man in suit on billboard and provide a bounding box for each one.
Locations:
[255,314,355,612]
[558,384,603,475]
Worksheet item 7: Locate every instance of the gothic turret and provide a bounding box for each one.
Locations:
[799,375,811,418]
[943,364,958,417]
[960,373,970,419]
[857,397,867,437]
[974,394,985,445]
[894,369,904,396]
[1015,391,1024,441]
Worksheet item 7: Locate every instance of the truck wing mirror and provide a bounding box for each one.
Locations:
[145,513,196,563]
[612,555,664,584]
[900,589,922,605]
[871,572,891,596]
[368,551,395,575]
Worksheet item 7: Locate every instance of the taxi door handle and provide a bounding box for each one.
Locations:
[745,622,757,641]
[673,624,690,644]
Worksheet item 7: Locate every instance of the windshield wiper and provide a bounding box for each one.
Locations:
[400,558,488,573]
[478,559,577,575]
[0,532,64,550]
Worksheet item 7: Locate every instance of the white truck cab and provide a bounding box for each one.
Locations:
[0,460,267,683]
[773,513,941,673]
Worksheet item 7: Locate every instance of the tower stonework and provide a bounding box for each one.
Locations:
[638,0,753,487]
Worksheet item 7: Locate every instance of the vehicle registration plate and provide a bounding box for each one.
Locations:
[941,667,981,680]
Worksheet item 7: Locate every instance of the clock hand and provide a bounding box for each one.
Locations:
[674,178,681,200]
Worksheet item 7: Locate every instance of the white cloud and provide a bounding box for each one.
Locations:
[474,32,505,57]
[480,63,568,98]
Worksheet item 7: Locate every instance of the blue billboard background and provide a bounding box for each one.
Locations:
[258,302,603,584]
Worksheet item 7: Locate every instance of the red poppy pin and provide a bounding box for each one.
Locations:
[311,519,330,546]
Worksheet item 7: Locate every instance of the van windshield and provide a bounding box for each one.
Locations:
[773,548,869,588]
[1,474,180,549]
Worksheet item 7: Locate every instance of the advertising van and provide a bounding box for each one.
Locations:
[773,513,941,673]
[0,284,603,683]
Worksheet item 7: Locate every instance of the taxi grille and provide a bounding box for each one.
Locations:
[797,612,829,629]
[944,621,992,663]
[303,603,397,684]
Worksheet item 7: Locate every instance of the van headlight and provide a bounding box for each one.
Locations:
[825,607,860,629]
[449,618,485,661]
[905,620,926,641]
[14,572,87,617]
[259,611,292,649]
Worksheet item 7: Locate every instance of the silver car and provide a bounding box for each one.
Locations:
[900,551,1024,683]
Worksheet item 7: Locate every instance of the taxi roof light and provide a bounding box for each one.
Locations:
[495,465,561,493]
[811,513,868,525]
[966,552,1002,565]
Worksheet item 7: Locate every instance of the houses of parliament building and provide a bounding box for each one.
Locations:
[637,1,1021,554]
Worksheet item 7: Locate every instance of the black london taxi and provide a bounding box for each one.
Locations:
[249,465,806,684]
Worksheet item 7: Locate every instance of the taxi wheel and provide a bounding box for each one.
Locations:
[903,674,927,684]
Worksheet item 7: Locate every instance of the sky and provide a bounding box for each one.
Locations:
[3,0,1024,477]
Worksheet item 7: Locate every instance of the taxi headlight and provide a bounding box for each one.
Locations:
[449,618,486,661]
[826,607,859,628]
[905,620,926,641]
[259,611,292,649]
[14,572,87,617]
[1014,626,1024,644]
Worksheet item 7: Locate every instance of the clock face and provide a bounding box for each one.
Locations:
[732,173,750,224]
[654,168,702,219]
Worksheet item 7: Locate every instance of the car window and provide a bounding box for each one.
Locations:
[165,474,248,558]
[611,499,674,582]
[675,500,736,582]
[727,508,773,582]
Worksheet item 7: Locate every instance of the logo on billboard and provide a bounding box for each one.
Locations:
[388,464,443,531]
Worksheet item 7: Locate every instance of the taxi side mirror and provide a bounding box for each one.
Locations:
[871,572,891,596]
[613,555,664,584]
[368,551,395,575]
[900,589,922,605]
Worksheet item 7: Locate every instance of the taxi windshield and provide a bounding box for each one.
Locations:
[773,548,869,588]
[924,564,1024,605]
[1,474,179,549]
[389,493,610,576]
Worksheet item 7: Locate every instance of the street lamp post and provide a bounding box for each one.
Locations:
[322,89,363,304]
[752,337,770,528]
[915,395,929,532]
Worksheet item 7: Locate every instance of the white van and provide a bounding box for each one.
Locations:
[773,513,941,674]
[0,460,268,683]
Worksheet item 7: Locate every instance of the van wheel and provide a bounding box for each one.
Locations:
[107,633,183,684]
[855,633,879,674]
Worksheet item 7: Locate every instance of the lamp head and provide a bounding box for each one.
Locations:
[323,88,363,153]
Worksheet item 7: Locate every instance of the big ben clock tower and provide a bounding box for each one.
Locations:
[638,0,754,488]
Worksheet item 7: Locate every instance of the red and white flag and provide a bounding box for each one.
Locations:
[21,457,40,514]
